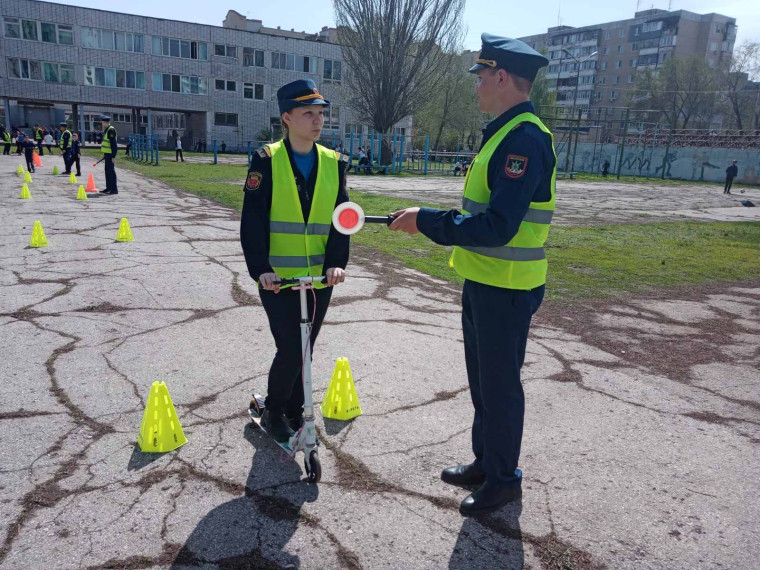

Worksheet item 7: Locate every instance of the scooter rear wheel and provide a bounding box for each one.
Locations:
[304,450,321,483]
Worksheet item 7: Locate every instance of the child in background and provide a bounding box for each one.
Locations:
[23,135,36,173]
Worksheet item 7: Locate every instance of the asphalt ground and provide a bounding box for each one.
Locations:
[0,153,758,569]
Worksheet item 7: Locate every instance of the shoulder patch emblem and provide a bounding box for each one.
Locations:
[505,154,528,179]
[245,171,263,190]
[256,146,271,158]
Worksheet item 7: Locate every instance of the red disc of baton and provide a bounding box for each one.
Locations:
[332,202,365,235]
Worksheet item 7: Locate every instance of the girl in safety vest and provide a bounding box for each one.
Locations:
[240,79,350,443]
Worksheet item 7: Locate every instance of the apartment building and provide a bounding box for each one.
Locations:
[0,0,411,148]
[518,8,737,114]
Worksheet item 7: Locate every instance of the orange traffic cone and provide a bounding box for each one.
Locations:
[32,151,43,168]
[86,172,97,193]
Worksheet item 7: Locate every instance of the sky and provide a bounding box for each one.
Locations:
[43,0,760,50]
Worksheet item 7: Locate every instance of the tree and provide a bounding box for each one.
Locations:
[413,52,482,151]
[633,56,718,129]
[717,41,760,130]
[334,0,465,161]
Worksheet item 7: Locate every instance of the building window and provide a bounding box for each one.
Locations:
[3,17,20,38]
[598,76,606,85]
[7,58,73,83]
[618,29,625,38]
[610,90,618,100]
[214,113,238,126]
[243,48,265,67]
[715,24,722,34]
[243,82,264,100]
[82,27,143,52]
[601,61,607,70]
[324,106,340,130]
[214,80,236,91]
[152,36,207,60]
[615,60,622,68]
[604,30,611,40]
[627,74,633,83]
[612,76,619,84]
[215,44,238,58]
[152,73,207,94]
[630,58,637,67]
[324,59,342,83]
[617,45,623,53]
[22,19,38,41]
[603,46,609,55]
[710,42,718,52]
[85,66,145,89]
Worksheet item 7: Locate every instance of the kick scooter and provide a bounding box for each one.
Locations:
[248,276,325,483]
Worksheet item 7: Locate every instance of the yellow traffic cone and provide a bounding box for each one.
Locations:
[52,165,60,175]
[16,164,24,175]
[20,183,31,199]
[137,381,188,453]
[29,221,48,248]
[116,218,134,242]
[76,185,87,200]
[23,171,32,183]
[69,172,77,184]
[320,357,362,420]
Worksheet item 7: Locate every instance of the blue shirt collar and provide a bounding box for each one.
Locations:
[481,101,536,149]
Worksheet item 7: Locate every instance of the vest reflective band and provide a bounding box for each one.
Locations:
[267,141,339,289]
[450,112,556,290]
[59,130,71,149]
[101,125,116,154]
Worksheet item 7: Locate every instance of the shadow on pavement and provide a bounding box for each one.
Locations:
[170,423,318,568]
[449,500,524,569]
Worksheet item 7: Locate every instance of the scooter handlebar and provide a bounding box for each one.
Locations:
[274,276,326,286]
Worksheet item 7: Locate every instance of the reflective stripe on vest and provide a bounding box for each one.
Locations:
[267,141,339,289]
[101,125,116,154]
[450,112,556,290]
[59,130,71,149]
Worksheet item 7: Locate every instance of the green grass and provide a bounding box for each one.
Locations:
[110,153,760,301]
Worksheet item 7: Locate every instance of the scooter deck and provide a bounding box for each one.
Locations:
[248,411,296,454]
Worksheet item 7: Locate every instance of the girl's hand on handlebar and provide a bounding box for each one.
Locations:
[259,272,281,293]
[325,267,345,287]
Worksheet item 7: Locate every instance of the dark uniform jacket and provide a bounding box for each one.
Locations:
[240,139,351,282]
[417,101,554,249]
[726,165,738,178]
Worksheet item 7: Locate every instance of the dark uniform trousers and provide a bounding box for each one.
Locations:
[260,286,333,416]
[105,157,118,191]
[462,279,545,485]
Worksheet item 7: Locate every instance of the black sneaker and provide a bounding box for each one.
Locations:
[286,413,304,432]
[261,409,295,443]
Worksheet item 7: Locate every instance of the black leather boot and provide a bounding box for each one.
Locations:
[441,463,486,487]
[261,409,295,443]
[459,481,522,517]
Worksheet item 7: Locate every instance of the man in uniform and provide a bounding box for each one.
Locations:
[1,126,10,155]
[58,122,72,174]
[389,34,555,517]
[724,159,738,194]
[34,124,44,156]
[99,115,119,195]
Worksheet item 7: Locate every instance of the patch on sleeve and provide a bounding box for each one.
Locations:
[245,171,263,191]
[504,154,528,179]
[256,146,271,158]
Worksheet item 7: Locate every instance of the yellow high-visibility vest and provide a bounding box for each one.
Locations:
[267,140,339,289]
[450,112,556,290]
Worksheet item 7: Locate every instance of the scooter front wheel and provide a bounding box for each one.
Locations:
[304,449,321,483]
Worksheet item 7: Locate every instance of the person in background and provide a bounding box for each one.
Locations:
[99,115,119,195]
[724,160,738,194]
[58,122,72,174]
[453,160,463,176]
[1,126,10,155]
[15,129,24,155]
[601,158,610,178]
[71,133,82,176]
[176,136,184,162]
[23,134,36,173]
[34,124,44,156]
[43,130,54,153]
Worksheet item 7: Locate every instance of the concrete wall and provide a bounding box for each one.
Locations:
[557,142,760,184]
